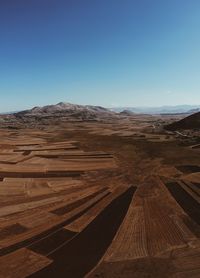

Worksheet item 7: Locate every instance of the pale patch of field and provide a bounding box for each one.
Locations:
[171,246,200,277]
[0,196,63,217]
[183,172,200,183]
[104,204,148,261]
[0,248,52,278]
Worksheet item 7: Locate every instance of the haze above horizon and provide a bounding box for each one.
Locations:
[0,0,200,113]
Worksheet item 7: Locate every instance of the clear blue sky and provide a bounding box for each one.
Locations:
[0,0,200,112]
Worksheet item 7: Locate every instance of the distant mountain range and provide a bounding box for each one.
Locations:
[110,105,200,114]
[14,102,115,121]
[2,104,200,116]
[1,102,200,130]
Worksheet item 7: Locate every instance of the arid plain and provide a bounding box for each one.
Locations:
[0,111,199,278]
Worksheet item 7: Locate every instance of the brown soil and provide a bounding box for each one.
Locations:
[0,116,199,277]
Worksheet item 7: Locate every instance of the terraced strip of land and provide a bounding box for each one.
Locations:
[88,177,200,277]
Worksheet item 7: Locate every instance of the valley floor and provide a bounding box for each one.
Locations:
[0,117,199,277]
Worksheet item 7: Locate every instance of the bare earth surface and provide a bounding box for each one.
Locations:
[0,114,199,277]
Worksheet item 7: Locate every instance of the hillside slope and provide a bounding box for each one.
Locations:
[166,112,200,130]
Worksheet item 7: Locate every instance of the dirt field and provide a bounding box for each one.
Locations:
[0,116,199,277]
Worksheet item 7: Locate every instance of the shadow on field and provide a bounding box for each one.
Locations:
[29,186,136,278]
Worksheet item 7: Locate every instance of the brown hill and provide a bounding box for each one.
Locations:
[165,112,200,130]
[14,102,115,122]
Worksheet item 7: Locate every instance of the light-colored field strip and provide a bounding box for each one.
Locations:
[41,141,78,146]
[47,160,117,171]
[89,130,120,136]
[32,150,85,156]
[18,211,61,229]
[0,163,46,173]
[47,179,83,192]
[104,204,148,261]
[0,178,46,197]
[0,185,101,218]
[25,180,55,197]
[18,157,53,165]
[16,143,77,151]
[51,188,110,217]
[0,196,63,217]
[170,215,197,242]
[0,248,52,278]
[14,155,117,172]
[0,154,34,164]
[0,181,26,196]
[116,131,136,137]
[183,173,200,183]
[0,149,14,154]
[3,177,83,187]
[171,246,200,277]
[144,198,186,256]
[0,154,24,163]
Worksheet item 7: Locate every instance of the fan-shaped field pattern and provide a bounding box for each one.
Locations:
[104,178,193,265]
[0,119,200,277]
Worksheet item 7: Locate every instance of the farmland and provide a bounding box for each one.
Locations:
[0,115,199,277]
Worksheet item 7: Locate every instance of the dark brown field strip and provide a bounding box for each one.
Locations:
[192,144,200,149]
[37,154,113,159]
[0,192,109,256]
[23,150,32,156]
[28,192,110,256]
[0,156,34,165]
[51,187,108,215]
[28,186,136,278]
[0,161,16,165]
[14,147,78,152]
[165,182,200,225]
[0,224,28,241]
[181,181,200,198]
[28,229,77,256]
[176,165,200,174]
[193,182,200,188]
[0,171,83,179]
[15,144,40,147]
